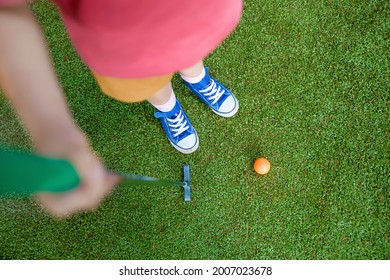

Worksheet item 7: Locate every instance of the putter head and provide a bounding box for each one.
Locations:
[183,164,191,202]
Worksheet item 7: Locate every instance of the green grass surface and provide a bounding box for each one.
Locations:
[0,0,389,259]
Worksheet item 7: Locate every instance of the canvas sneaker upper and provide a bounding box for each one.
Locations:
[154,100,199,154]
[183,67,239,117]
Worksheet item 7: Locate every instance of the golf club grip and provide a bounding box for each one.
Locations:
[0,147,80,196]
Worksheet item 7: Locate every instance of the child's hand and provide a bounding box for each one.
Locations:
[0,5,120,218]
[34,129,120,218]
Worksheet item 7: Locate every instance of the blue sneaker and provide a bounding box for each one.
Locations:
[154,100,199,154]
[183,67,239,117]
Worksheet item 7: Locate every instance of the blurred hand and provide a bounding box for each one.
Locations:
[34,128,120,218]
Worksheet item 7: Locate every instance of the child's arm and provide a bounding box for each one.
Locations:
[0,4,118,217]
[0,4,76,147]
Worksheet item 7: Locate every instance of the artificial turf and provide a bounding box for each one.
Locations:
[0,0,389,259]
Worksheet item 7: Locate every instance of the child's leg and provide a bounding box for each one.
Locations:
[179,61,205,80]
[147,83,175,111]
[180,60,239,117]
[148,82,199,154]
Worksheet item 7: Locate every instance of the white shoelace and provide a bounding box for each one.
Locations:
[168,111,189,137]
[199,79,225,105]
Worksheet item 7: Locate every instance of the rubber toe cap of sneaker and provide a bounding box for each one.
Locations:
[218,95,239,117]
[176,134,199,153]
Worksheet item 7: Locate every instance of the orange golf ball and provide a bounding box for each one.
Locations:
[254,158,271,175]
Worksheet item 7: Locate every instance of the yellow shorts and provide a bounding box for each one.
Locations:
[93,72,174,103]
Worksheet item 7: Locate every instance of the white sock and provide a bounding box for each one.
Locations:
[180,67,206,84]
[151,91,177,112]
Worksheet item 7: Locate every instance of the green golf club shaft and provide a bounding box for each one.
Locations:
[115,172,186,188]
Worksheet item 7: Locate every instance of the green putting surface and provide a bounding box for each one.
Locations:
[0,0,388,259]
